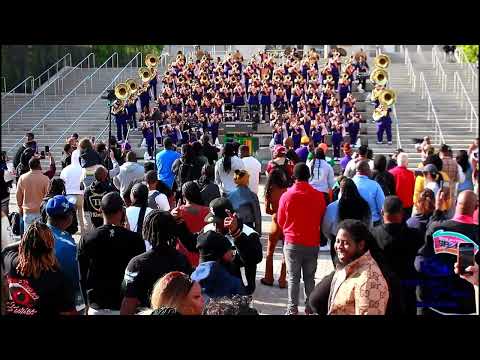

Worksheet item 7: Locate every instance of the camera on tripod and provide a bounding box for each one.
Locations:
[101,89,116,102]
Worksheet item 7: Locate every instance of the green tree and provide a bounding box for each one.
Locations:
[457,45,479,63]
[92,45,164,66]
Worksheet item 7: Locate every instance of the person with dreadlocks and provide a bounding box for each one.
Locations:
[39,178,78,236]
[120,210,193,315]
[1,221,77,315]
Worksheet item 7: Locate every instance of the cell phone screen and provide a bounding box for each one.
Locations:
[45,146,49,153]
[40,151,45,159]
[458,243,475,274]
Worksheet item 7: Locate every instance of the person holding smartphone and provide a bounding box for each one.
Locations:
[416,190,479,316]
[454,259,479,315]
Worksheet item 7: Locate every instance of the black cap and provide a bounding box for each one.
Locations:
[196,230,233,261]
[205,198,234,223]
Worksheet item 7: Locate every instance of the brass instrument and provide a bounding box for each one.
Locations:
[285,74,292,82]
[374,54,390,69]
[139,67,154,83]
[378,89,396,106]
[126,78,139,94]
[341,73,350,81]
[111,100,126,115]
[114,83,129,101]
[370,68,388,86]
[325,74,334,83]
[252,73,259,82]
[145,53,159,68]
[295,74,303,83]
[373,106,388,121]
[273,74,282,83]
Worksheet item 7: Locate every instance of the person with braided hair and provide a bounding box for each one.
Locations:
[120,210,193,315]
[1,221,77,315]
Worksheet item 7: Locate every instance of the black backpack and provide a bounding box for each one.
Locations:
[16,147,35,178]
[272,160,293,187]
[175,160,195,191]
[8,212,22,236]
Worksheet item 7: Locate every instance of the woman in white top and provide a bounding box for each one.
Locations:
[126,183,153,251]
[307,146,335,203]
[60,149,86,236]
[214,142,245,196]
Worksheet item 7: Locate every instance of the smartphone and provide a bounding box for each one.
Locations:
[40,151,45,159]
[91,136,96,144]
[458,243,475,275]
[45,145,49,153]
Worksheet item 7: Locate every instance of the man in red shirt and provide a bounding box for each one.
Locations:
[277,163,326,315]
[389,152,415,220]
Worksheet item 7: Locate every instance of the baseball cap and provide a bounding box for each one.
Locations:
[205,198,235,224]
[421,163,438,174]
[273,145,286,157]
[46,195,76,217]
[301,135,310,144]
[196,230,233,261]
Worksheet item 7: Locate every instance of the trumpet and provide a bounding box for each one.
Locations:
[295,74,304,83]
[370,68,389,86]
[252,74,259,82]
[325,74,334,83]
[273,74,282,83]
[378,89,396,106]
[139,67,154,83]
[145,53,159,68]
[285,74,292,82]
[374,54,390,69]
[341,73,350,81]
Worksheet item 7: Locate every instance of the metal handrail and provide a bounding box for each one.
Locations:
[432,48,448,92]
[2,53,96,129]
[453,72,479,133]
[33,53,72,93]
[454,47,478,93]
[1,76,34,103]
[49,53,142,151]
[392,104,402,149]
[6,53,118,154]
[405,48,416,92]
[419,72,446,145]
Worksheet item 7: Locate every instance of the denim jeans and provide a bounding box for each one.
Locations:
[23,212,41,232]
[284,242,319,312]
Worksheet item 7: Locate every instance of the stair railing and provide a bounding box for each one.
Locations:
[2,52,96,132]
[432,47,448,92]
[405,48,416,93]
[48,53,142,152]
[454,47,478,92]
[1,76,34,104]
[419,72,446,145]
[453,72,478,133]
[6,53,118,154]
[32,53,73,95]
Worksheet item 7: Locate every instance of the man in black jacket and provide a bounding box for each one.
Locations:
[416,190,479,316]
[175,197,263,295]
[79,192,145,315]
[370,196,424,315]
[200,134,219,165]
[83,166,117,229]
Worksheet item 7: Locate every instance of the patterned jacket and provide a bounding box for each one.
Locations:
[328,251,389,315]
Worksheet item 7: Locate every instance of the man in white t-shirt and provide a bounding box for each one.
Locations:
[239,145,261,194]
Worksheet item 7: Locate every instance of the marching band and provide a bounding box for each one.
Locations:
[109,47,397,160]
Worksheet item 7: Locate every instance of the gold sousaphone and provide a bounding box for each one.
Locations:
[378,89,396,106]
[374,54,390,69]
[139,67,154,82]
[114,83,129,101]
[145,53,159,68]
[370,68,389,86]
[125,78,140,94]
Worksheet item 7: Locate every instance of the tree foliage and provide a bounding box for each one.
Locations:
[457,45,479,63]
[92,45,164,66]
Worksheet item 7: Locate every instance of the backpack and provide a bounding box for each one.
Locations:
[175,160,195,192]
[16,147,35,178]
[272,160,293,187]
[148,190,161,209]
[8,211,22,236]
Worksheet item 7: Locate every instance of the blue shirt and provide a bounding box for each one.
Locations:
[352,175,385,222]
[47,224,81,296]
[156,149,180,189]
